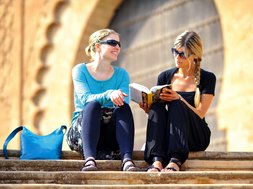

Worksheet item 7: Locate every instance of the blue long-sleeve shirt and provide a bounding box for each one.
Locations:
[71,63,130,124]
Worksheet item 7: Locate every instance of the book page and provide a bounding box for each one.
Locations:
[150,84,171,93]
[150,84,171,102]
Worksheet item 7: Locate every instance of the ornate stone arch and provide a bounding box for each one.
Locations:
[23,0,123,136]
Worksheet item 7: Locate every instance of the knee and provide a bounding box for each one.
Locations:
[84,101,101,111]
[169,100,184,109]
[114,103,134,120]
[122,103,131,111]
[149,103,166,115]
[150,103,165,110]
[115,103,131,113]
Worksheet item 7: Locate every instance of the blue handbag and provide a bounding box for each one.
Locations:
[3,125,67,160]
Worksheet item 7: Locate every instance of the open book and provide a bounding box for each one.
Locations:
[129,83,171,106]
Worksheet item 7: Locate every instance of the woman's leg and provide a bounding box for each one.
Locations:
[113,103,139,171]
[165,100,189,165]
[163,100,211,171]
[113,103,134,161]
[144,103,168,170]
[187,107,211,152]
[81,101,102,159]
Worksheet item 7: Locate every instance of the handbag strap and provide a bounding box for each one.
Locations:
[3,126,23,159]
[61,125,67,134]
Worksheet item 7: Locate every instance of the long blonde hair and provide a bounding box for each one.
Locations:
[174,31,203,107]
[85,29,120,61]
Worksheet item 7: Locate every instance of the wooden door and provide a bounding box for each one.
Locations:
[110,0,224,150]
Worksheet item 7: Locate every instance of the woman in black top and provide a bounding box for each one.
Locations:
[140,31,216,172]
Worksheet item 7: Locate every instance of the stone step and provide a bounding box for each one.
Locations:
[1,150,253,172]
[1,184,253,189]
[0,171,253,185]
[1,150,253,160]
[0,159,253,171]
[1,150,253,188]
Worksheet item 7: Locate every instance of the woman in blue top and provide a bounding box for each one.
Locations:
[67,29,138,172]
[140,31,216,172]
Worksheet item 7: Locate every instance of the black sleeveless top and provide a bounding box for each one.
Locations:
[157,67,216,107]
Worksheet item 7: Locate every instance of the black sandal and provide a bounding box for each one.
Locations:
[146,165,161,172]
[122,159,140,172]
[81,158,98,171]
[164,157,181,172]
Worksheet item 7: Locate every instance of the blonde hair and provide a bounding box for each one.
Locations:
[174,31,203,107]
[85,29,119,61]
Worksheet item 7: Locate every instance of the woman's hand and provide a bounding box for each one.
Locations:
[160,88,214,119]
[159,88,179,102]
[110,90,127,106]
[139,102,150,114]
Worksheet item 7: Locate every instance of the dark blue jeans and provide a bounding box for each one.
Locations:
[81,101,135,161]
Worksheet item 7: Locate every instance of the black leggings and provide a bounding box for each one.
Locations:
[81,101,135,161]
[144,100,211,165]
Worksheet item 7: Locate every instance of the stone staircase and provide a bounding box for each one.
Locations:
[0,150,253,188]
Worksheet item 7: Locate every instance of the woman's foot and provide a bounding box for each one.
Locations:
[162,162,180,172]
[81,157,98,171]
[161,158,181,172]
[146,161,163,172]
[122,159,140,172]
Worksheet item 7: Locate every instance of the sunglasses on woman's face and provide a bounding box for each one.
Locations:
[171,48,187,59]
[99,40,121,48]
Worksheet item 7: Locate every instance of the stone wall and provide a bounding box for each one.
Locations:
[0,0,122,150]
[215,0,253,151]
[0,0,22,149]
[0,0,253,151]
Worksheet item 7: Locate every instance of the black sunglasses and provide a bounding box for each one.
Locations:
[99,40,121,48]
[171,48,187,59]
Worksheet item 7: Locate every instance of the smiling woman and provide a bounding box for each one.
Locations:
[66,29,140,172]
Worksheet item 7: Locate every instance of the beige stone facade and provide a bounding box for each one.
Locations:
[215,0,253,151]
[0,0,253,151]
